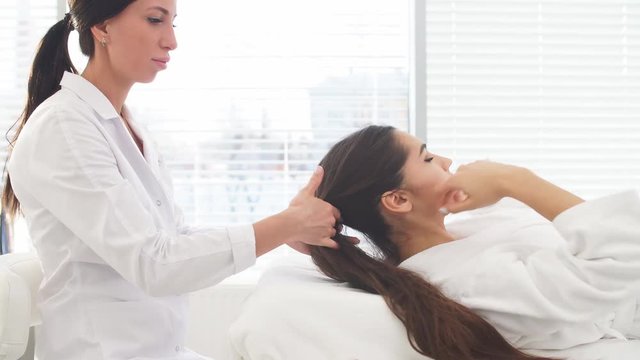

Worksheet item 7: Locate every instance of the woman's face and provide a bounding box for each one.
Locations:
[394,130,454,216]
[103,0,178,83]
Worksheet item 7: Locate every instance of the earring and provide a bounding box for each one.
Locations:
[100,38,107,48]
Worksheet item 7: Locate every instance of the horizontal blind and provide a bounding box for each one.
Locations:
[426,0,640,199]
[0,0,58,252]
[124,0,411,226]
[0,0,58,168]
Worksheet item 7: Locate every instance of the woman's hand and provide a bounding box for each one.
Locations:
[440,160,528,213]
[284,166,342,254]
[254,166,359,256]
[440,160,584,220]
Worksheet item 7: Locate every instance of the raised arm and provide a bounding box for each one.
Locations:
[442,161,584,220]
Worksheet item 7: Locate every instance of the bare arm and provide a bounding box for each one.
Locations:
[443,161,584,221]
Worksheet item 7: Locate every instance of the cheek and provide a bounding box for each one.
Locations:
[123,34,148,61]
[413,173,450,208]
[112,35,157,80]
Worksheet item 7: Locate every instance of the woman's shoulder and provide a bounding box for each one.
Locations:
[22,89,106,141]
[30,87,96,122]
[11,89,110,167]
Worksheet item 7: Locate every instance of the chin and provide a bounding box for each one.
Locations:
[138,74,158,83]
[134,69,160,84]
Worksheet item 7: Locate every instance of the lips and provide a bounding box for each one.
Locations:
[152,57,170,69]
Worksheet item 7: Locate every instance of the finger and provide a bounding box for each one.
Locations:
[345,236,360,245]
[335,222,344,233]
[299,166,324,196]
[295,244,311,255]
[441,188,462,209]
[331,206,341,221]
[454,190,469,202]
[446,198,474,214]
[288,242,311,255]
[318,238,340,249]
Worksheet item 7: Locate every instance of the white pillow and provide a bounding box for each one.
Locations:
[229,256,430,360]
[0,253,42,360]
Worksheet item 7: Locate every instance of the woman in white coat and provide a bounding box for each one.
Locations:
[310,125,640,360]
[2,1,345,359]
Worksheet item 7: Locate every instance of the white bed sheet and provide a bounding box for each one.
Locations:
[229,256,640,360]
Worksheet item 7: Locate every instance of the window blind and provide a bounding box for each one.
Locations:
[0,0,58,252]
[425,0,640,199]
[0,0,58,166]
[4,0,411,253]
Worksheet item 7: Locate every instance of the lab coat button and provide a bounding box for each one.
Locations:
[156,200,161,206]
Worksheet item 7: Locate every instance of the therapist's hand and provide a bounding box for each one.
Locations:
[254,166,360,256]
[285,166,342,254]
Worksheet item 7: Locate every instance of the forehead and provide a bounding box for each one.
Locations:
[128,0,177,15]
[394,131,423,152]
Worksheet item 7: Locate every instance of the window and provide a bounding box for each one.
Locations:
[0,0,58,252]
[2,0,411,254]
[3,1,639,254]
[125,0,411,226]
[425,0,640,199]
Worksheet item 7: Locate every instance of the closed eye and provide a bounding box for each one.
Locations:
[424,157,434,163]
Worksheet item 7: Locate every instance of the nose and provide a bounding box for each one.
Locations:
[162,26,178,51]
[440,156,453,172]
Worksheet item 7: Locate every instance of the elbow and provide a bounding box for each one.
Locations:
[132,251,183,297]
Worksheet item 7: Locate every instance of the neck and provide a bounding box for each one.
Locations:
[389,216,454,262]
[82,58,133,114]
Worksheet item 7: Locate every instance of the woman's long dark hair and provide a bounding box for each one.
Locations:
[311,125,554,360]
[2,0,135,218]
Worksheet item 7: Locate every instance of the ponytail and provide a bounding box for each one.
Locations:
[310,235,556,360]
[2,14,77,218]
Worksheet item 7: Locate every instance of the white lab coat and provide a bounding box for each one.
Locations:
[8,72,257,360]
[401,192,640,351]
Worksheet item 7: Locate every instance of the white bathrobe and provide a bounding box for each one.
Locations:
[401,191,640,350]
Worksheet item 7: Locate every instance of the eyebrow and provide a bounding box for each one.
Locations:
[148,6,177,17]
[419,143,426,157]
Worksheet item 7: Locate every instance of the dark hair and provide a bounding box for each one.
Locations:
[311,125,555,360]
[2,0,135,218]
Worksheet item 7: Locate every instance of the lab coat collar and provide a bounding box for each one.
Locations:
[60,71,120,121]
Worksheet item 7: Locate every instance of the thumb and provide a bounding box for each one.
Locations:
[445,198,473,214]
[300,166,324,196]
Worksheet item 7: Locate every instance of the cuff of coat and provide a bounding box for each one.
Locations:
[228,224,257,273]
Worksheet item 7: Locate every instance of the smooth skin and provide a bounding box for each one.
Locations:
[442,161,585,222]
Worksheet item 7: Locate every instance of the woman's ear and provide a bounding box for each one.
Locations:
[380,190,412,214]
[90,20,110,47]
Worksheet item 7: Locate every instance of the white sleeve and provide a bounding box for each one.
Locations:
[454,191,640,344]
[553,190,640,289]
[9,107,256,296]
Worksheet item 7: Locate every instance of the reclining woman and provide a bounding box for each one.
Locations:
[310,125,640,360]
